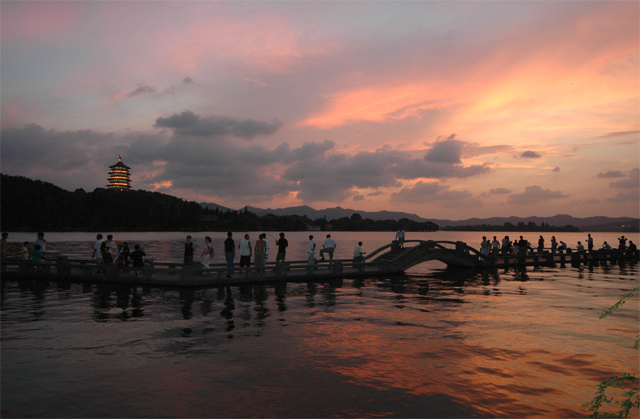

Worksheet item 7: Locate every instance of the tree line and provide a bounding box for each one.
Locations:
[0,174,439,232]
[442,221,580,232]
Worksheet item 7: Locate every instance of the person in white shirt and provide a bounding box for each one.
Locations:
[491,236,500,255]
[308,235,316,265]
[353,241,365,263]
[319,234,337,262]
[395,227,405,248]
[91,234,104,269]
[239,234,252,267]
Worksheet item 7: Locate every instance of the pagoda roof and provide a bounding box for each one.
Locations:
[109,153,130,169]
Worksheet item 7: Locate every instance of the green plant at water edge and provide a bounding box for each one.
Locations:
[583,287,639,418]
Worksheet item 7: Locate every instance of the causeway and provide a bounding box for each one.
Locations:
[2,240,637,288]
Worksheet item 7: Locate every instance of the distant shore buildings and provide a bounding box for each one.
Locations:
[107,153,131,191]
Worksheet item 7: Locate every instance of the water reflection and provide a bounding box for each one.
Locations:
[1,261,638,418]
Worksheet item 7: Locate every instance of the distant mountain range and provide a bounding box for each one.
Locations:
[200,202,638,232]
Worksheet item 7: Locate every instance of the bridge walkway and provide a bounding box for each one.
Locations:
[1,240,637,287]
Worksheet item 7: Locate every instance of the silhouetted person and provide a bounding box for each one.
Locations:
[618,236,627,252]
[276,233,288,264]
[184,236,194,266]
[224,232,235,278]
[131,245,146,276]
[538,236,545,253]
[101,234,116,265]
[396,226,405,248]
[1,232,8,263]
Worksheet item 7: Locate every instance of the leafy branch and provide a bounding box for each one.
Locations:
[583,287,639,419]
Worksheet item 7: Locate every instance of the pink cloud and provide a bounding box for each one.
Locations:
[162,15,338,74]
[2,2,84,42]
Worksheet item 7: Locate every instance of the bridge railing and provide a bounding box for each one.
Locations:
[0,254,381,284]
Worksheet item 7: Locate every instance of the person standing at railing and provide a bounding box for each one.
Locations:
[255,235,267,276]
[184,236,194,266]
[395,226,405,249]
[101,235,117,265]
[35,232,47,259]
[201,237,213,269]
[319,234,336,262]
[308,235,316,265]
[92,234,104,272]
[587,234,594,253]
[239,234,252,270]
[32,244,46,263]
[491,236,500,255]
[1,232,8,264]
[275,233,288,264]
[224,232,235,278]
[537,236,545,253]
[22,241,30,260]
[131,245,146,276]
[353,241,365,264]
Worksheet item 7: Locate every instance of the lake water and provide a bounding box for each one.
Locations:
[1,231,639,418]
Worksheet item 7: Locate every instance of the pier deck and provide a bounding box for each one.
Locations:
[1,240,637,287]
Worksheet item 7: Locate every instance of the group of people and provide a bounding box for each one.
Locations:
[1,232,48,264]
[187,232,367,277]
[191,232,289,277]
[479,234,637,256]
[91,234,146,274]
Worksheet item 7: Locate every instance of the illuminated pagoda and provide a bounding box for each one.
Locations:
[107,153,131,191]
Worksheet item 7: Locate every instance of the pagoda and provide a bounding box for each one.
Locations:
[107,153,131,191]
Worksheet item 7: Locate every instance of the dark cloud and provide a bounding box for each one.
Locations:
[1,118,494,205]
[520,150,541,158]
[489,188,512,194]
[608,168,639,188]
[275,140,335,162]
[283,149,402,201]
[1,123,110,170]
[393,158,489,179]
[553,167,560,172]
[507,185,569,205]
[0,123,153,191]
[607,190,639,203]
[597,170,624,178]
[154,111,283,139]
[182,76,194,84]
[424,137,463,164]
[353,194,365,201]
[128,85,157,97]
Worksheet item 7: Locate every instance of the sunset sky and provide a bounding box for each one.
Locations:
[1,1,638,220]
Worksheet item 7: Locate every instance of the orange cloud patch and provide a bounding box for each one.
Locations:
[301,84,449,129]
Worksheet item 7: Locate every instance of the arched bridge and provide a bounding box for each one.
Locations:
[363,239,638,271]
[366,240,487,272]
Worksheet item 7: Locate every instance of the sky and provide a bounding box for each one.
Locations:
[1,1,638,220]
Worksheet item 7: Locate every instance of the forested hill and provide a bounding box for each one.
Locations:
[0,175,439,232]
[1,174,204,231]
